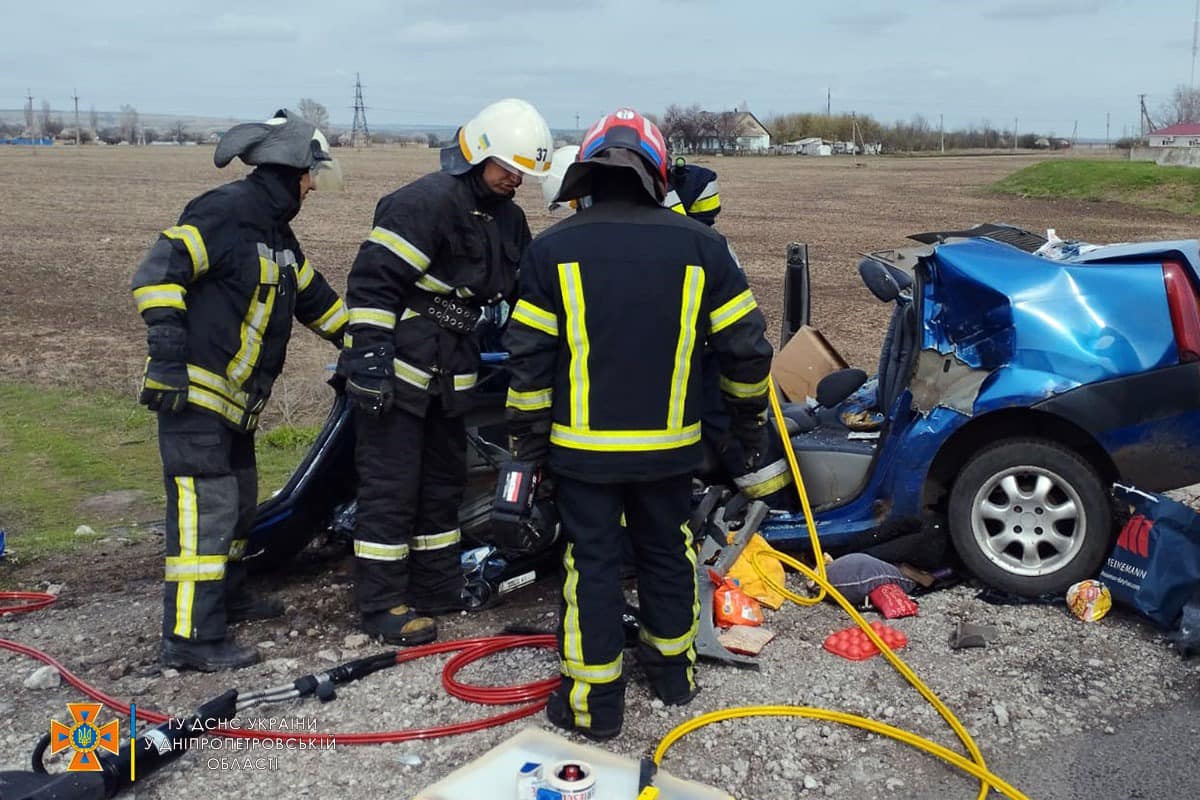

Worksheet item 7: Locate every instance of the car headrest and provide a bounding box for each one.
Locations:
[858,258,911,302]
[817,368,868,408]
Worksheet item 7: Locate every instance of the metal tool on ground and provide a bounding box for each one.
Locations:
[690,491,767,668]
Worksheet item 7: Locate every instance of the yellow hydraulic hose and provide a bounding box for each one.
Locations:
[652,380,1028,800]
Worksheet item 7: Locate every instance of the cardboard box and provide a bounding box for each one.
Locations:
[771,325,848,403]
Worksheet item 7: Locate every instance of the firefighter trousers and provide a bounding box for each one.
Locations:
[550,473,699,735]
[158,409,257,642]
[352,397,466,614]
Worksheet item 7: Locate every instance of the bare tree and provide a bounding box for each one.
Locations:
[297,98,330,136]
[172,120,188,143]
[713,111,748,154]
[696,111,719,152]
[119,105,139,143]
[38,100,51,136]
[1162,85,1200,126]
[663,103,706,153]
[88,105,99,136]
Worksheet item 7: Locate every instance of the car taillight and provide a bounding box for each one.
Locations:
[1163,260,1200,362]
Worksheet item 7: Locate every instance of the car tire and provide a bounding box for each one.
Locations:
[948,438,1112,597]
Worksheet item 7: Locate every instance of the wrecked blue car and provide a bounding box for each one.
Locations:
[754,224,1200,595]
[249,224,1200,599]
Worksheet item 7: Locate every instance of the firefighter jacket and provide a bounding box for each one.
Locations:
[663,164,720,226]
[503,197,773,482]
[342,170,531,417]
[130,167,347,432]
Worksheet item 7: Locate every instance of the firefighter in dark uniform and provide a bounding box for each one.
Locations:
[504,108,774,739]
[131,110,347,671]
[339,98,553,646]
[662,159,721,225]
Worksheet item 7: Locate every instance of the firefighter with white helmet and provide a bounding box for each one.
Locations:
[132,109,347,671]
[339,98,553,645]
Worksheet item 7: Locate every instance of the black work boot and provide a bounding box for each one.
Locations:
[545,688,623,741]
[361,605,438,646]
[227,594,285,623]
[160,636,261,672]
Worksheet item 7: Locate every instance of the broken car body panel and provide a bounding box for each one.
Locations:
[761,231,1200,552]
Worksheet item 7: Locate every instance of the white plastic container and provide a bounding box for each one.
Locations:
[414,727,730,800]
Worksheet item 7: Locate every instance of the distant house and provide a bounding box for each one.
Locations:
[1148,123,1200,148]
[669,109,771,154]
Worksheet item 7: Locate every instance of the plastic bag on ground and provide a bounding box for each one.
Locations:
[726,533,787,609]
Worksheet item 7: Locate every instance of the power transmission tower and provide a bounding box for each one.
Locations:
[350,72,370,147]
[73,88,80,146]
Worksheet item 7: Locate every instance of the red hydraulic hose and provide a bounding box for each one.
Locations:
[0,591,59,615]
[1,591,561,744]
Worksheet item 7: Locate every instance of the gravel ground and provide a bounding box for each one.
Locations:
[3,527,1200,800]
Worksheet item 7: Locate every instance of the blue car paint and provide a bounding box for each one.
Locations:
[760,235,1194,552]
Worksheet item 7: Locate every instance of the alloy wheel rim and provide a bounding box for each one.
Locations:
[969,465,1086,577]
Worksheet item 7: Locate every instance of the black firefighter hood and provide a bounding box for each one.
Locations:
[215,109,330,171]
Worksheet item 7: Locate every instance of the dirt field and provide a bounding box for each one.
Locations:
[4,146,1196,424]
[4,147,1200,800]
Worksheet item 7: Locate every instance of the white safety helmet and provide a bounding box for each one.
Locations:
[440,98,554,178]
[541,145,580,211]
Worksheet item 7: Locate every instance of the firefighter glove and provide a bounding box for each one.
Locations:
[340,343,395,416]
[730,410,768,472]
[140,325,189,413]
[140,359,189,413]
[508,419,550,466]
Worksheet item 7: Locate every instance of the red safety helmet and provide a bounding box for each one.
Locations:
[552,108,668,204]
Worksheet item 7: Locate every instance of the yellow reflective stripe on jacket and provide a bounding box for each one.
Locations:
[226,256,278,389]
[734,458,793,498]
[511,299,559,337]
[667,266,705,429]
[411,528,461,551]
[415,273,454,295]
[367,226,431,273]
[164,555,226,582]
[296,258,316,291]
[507,387,552,411]
[173,477,199,637]
[688,192,720,214]
[662,189,685,214]
[559,262,590,428]
[393,358,432,391]
[400,308,420,321]
[719,375,769,399]
[353,540,410,561]
[453,373,478,391]
[347,306,397,330]
[133,283,187,313]
[549,422,701,452]
[163,224,209,279]
[710,289,757,334]
[188,385,249,427]
[560,655,624,684]
[187,363,250,408]
[309,298,348,336]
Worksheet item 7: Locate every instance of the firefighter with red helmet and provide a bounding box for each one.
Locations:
[504,108,773,739]
[339,98,553,646]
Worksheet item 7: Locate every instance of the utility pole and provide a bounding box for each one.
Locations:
[350,72,370,147]
[1071,120,1078,149]
[1139,93,1150,138]
[1106,112,1111,149]
[826,88,831,117]
[25,88,34,136]
[1192,0,1199,90]
[939,113,944,153]
[1013,116,1018,151]
[73,88,80,146]
[575,112,580,132]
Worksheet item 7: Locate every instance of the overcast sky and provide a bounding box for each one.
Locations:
[1,0,1195,138]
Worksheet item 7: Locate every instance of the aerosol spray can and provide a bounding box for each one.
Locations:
[535,760,596,800]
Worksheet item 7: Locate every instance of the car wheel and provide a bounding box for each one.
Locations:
[948,438,1112,596]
